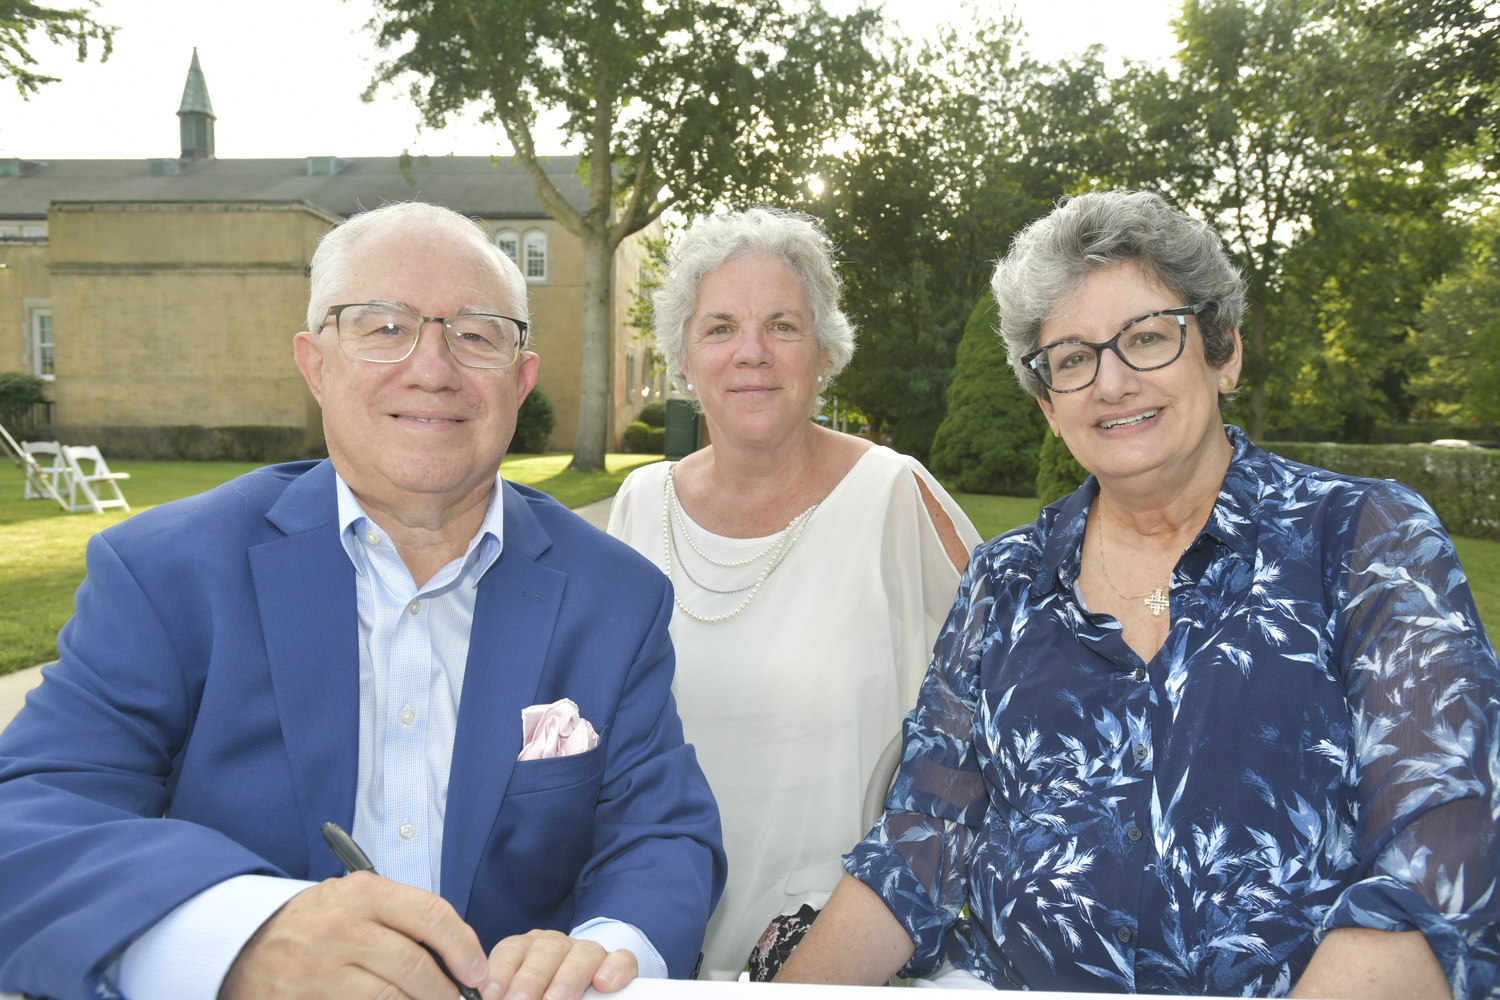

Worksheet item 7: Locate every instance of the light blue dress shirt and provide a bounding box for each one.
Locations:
[113,473,665,999]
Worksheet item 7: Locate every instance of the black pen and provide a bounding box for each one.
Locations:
[321,821,483,1000]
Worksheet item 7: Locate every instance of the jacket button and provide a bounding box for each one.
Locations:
[1117,926,1133,944]
[1127,825,1143,842]
[1132,744,1148,761]
[1133,667,1146,682]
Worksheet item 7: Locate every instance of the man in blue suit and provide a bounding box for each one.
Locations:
[0,202,725,1000]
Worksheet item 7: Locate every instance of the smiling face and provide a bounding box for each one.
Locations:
[293,221,538,514]
[1036,261,1241,488]
[680,253,826,446]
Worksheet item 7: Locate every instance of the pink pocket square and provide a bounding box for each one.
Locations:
[518,698,600,761]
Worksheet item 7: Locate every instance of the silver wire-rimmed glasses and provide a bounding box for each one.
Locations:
[323,302,529,370]
[1021,302,1210,393]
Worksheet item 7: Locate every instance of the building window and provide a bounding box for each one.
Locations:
[21,224,45,238]
[626,347,636,399]
[32,309,54,379]
[0,226,18,238]
[523,230,547,281]
[495,229,519,266]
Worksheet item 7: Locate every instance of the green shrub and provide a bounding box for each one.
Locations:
[1265,441,1500,541]
[0,372,45,429]
[930,293,1049,495]
[638,401,667,428]
[647,426,666,453]
[512,388,556,453]
[1037,431,1091,506]
[622,421,651,453]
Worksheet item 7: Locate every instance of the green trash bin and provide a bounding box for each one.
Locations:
[663,392,699,461]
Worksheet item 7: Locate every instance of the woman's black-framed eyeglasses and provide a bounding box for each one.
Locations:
[1021,302,1210,393]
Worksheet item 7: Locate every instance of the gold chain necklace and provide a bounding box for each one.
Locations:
[1095,502,1171,618]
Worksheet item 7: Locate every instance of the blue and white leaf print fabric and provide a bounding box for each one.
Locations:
[845,427,1500,997]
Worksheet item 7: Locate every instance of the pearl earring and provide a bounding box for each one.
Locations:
[686,383,694,392]
[817,375,823,383]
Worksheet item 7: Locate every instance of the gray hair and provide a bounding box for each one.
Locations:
[653,207,856,412]
[992,189,1245,399]
[306,201,528,334]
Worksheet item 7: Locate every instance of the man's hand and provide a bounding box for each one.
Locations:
[219,871,489,1000]
[484,930,637,1000]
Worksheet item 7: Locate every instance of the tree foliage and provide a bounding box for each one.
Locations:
[365,0,881,470]
[930,292,1048,495]
[1036,431,1091,506]
[1,0,112,99]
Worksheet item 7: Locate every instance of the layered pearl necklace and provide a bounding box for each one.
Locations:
[663,469,819,624]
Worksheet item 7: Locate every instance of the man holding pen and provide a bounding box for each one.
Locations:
[0,202,725,1000]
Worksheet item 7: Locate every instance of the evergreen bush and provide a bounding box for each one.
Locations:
[622,421,651,453]
[0,372,45,429]
[930,294,1049,496]
[1265,441,1500,541]
[638,401,667,428]
[512,388,556,453]
[1037,431,1091,506]
[647,426,666,453]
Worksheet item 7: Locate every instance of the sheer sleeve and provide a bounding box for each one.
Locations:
[1323,482,1500,999]
[843,553,996,976]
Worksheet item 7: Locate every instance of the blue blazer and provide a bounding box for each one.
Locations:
[0,460,725,1000]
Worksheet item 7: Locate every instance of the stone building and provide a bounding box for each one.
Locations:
[0,51,665,457]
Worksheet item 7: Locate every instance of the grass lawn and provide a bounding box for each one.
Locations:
[0,453,661,675]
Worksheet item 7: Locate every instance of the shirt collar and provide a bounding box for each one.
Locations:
[1035,424,1266,596]
[334,471,507,585]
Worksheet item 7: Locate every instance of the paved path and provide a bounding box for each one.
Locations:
[0,496,621,736]
[0,663,44,734]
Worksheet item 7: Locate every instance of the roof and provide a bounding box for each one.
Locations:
[0,155,587,221]
[178,49,215,119]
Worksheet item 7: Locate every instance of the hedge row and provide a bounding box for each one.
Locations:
[48,424,324,462]
[1264,442,1500,541]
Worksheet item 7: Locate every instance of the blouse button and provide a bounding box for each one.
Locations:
[1127,825,1144,842]
[1116,926,1133,944]
[1133,667,1146,682]
[1132,744,1148,761]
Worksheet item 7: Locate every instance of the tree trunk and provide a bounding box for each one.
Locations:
[1249,281,1268,441]
[570,226,614,472]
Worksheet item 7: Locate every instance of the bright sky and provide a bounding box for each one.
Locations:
[0,0,1182,160]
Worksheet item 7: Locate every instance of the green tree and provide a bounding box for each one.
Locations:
[1036,431,1090,506]
[796,16,1101,461]
[930,292,1048,495]
[365,0,880,470]
[1411,209,1500,430]
[2,0,113,98]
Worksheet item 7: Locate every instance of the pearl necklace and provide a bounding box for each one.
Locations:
[663,469,819,624]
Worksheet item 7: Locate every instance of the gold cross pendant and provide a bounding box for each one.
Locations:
[1143,588,1169,617]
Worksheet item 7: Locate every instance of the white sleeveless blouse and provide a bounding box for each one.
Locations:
[607,446,981,978]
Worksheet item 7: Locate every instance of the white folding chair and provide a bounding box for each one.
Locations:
[61,445,131,514]
[21,441,71,500]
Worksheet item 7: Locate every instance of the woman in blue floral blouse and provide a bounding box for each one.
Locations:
[776,190,1500,998]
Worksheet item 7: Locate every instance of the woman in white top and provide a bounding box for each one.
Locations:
[607,207,982,980]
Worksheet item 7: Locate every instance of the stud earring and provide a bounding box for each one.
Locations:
[817,375,823,383]
[686,383,694,392]
[1219,374,1235,392]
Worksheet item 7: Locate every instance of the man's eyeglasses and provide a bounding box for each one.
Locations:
[323,303,529,370]
[1021,302,1210,393]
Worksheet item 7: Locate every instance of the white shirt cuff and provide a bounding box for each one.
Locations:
[569,917,668,979]
[115,874,317,1000]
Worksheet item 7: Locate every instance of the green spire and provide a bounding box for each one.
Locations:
[177,48,215,119]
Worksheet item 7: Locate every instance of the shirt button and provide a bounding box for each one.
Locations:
[399,705,416,726]
[399,822,415,841]
[1132,744,1148,761]
[364,530,379,546]
[1116,926,1133,944]
[408,600,420,616]
[1133,667,1146,682]
[1127,825,1144,842]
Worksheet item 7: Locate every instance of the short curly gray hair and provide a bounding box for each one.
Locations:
[992,189,1245,399]
[653,207,856,413]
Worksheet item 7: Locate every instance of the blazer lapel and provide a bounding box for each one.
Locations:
[442,481,567,919]
[248,459,360,881]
